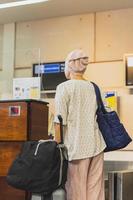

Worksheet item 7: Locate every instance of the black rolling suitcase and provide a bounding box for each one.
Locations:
[31,188,66,200]
[30,115,67,200]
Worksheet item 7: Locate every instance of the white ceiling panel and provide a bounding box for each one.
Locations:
[0,0,21,3]
[0,0,133,24]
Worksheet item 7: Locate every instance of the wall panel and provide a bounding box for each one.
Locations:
[15,14,95,68]
[0,25,3,69]
[84,61,125,87]
[119,95,133,149]
[14,68,32,77]
[96,8,133,61]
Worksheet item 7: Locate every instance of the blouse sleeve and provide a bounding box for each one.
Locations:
[54,84,68,125]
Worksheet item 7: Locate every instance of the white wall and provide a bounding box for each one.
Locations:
[0,24,3,69]
[0,23,15,98]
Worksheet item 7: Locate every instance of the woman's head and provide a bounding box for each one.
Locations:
[65,49,89,79]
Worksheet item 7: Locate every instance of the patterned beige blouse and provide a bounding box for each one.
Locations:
[54,80,106,161]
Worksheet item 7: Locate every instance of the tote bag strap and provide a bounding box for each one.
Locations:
[91,82,107,113]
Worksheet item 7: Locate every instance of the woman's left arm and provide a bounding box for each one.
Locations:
[54,123,61,143]
[54,85,68,143]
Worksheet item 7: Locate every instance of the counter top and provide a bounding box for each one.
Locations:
[104,150,133,161]
[0,99,49,105]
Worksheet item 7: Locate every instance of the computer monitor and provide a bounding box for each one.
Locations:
[125,54,133,86]
[33,62,67,90]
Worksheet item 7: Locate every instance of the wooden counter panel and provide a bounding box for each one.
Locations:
[0,142,23,176]
[0,176,26,200]
[29,102,48,140]
[0,102,27,141]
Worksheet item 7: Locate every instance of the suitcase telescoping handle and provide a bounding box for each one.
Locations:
[57,115,64,144]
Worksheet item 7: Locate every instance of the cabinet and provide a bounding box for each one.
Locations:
[0,99,49,200]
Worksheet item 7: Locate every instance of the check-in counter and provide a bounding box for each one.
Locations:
[104,151,133,200]
[0,99,49,200]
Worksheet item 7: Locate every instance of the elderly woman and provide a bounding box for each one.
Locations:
[54,49,106,200]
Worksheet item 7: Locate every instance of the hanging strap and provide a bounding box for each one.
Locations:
[91,82,107,114]
[57,115,64,144]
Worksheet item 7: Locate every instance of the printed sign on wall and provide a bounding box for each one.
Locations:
[13,77,40,99]
[104,91,117,111]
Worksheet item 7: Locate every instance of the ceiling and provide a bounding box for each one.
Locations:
[0,0,133,24]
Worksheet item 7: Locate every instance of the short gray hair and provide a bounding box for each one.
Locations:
[65,49,89,79]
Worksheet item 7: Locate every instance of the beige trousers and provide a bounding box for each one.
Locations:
[66,153,105,200]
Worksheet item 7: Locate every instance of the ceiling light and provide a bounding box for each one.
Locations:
[0,0,49,9]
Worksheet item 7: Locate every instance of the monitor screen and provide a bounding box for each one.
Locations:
[33,62,67,90]
[125,55,133,85]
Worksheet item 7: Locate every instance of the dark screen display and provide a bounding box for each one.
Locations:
[33,62,67,90]
[126,56,133,86]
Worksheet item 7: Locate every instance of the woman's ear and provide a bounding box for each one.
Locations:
[74,60,81,71]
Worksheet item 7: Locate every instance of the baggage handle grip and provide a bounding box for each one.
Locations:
[57,115,64,144]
